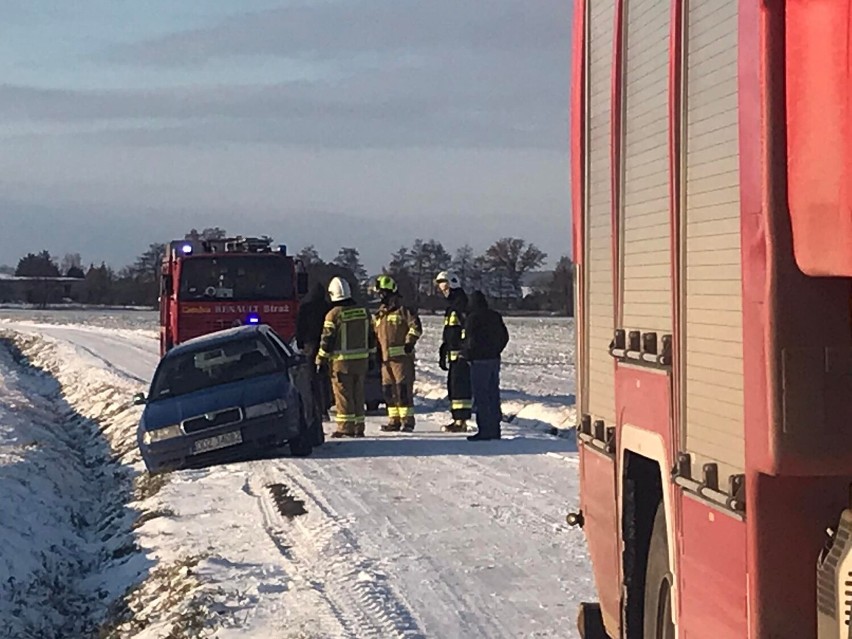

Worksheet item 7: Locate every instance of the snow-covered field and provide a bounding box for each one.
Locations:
[0,308,591,638]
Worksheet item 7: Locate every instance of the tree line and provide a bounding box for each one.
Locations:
[1,228,573,314]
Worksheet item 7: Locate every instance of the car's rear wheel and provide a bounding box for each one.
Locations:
[643,502,675,639]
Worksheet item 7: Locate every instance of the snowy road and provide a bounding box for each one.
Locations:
[0,312,593,638]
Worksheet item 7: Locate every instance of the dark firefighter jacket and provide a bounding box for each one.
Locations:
[316,299,377,372]
[295,283,330,353]
[462,291,509,361]
[441,288,468,363]
[374,295,423,360]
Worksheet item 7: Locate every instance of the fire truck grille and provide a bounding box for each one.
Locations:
[817,518,852,620]
[182,408,242,434]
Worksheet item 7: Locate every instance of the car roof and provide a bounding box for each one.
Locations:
[166,324,270,357]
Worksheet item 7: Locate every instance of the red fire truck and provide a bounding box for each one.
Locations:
[159,236,307,355]
[568,1,852,637]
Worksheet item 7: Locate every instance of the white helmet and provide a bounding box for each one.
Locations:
[328,276,352,302]
[435,271,461,289]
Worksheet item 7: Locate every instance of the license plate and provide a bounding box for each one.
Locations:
[192,430,243,454]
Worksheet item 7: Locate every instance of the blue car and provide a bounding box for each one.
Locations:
[134,324,315,473]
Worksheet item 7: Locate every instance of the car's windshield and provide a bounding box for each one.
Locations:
[178,255,294,301]
[150,336,279,400]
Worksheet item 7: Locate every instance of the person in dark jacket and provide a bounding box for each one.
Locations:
[295,282,332,422]
[462,291,509,441]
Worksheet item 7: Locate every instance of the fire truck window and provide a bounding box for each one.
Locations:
[150,337,279,399]
[178,257,294,301]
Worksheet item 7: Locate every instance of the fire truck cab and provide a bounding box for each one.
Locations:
[569,0,852,637]
[159,235,308,356]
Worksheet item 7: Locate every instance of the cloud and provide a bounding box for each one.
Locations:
[0,42,568,149]
[0,2,574,268]
[100,1,569,66]
[1,2,571,150]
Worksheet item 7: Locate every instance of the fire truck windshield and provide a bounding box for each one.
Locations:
[178,256,293,301]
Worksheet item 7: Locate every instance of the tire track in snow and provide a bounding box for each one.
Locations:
[246,465,425,639]
[291,455,513,639]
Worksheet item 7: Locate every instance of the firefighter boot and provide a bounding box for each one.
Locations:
[381,420,402,432]
[401,420,415,433]
[354,423,365,438]
[331,422,356,438]
[442,420,466,433]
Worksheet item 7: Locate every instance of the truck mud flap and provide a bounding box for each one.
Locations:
[576,602,609,639]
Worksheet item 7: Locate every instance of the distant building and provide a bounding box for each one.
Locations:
[0,274,86,306]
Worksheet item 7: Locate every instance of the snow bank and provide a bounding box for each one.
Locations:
[0,330,221,638]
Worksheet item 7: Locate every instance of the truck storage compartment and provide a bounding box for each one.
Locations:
[786,0,852,277]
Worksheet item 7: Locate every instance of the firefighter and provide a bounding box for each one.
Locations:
[372,274,423,432]
[435,271,472,432]
[316,276,376,438]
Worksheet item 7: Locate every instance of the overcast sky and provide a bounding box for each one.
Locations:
[0,1,573,273]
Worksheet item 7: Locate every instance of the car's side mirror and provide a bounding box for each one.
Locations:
[132,392,147,405]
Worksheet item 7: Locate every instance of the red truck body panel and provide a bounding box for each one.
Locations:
[571,1,852,637]
[159,239,301,356]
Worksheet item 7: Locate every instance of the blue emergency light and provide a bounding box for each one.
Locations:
[246,314,260,325]
[181,244,193,255]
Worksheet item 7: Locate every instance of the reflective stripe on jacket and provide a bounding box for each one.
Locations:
[374,302,422,360]
[441,288,468,361]
[317,304,376,366]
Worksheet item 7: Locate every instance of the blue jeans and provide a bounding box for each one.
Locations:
[470,359,501,437]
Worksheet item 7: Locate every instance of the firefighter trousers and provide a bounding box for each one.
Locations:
[331,367,367,436]
[381,357,415,427]
[447,359,472,421]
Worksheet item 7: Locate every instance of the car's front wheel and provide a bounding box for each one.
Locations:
[289,431,313,457]
[289,399,314,457]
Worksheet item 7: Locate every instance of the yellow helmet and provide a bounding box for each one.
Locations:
[374,274,398,294]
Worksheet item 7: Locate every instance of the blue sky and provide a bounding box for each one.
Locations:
[0,1,572,272]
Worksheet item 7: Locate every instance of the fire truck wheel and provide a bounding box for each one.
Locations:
[643,502,675,639]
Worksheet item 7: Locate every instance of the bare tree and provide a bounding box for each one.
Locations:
[388,247,411,276]
[482,237,547,297]
[333,247,367,282]
[297,245,324,267]
[452,244,477,289]
[61,253,82,276]
[132,243,166,284]
[549,255,574,315]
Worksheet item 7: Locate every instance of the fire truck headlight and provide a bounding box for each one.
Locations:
[181,244,193,254]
